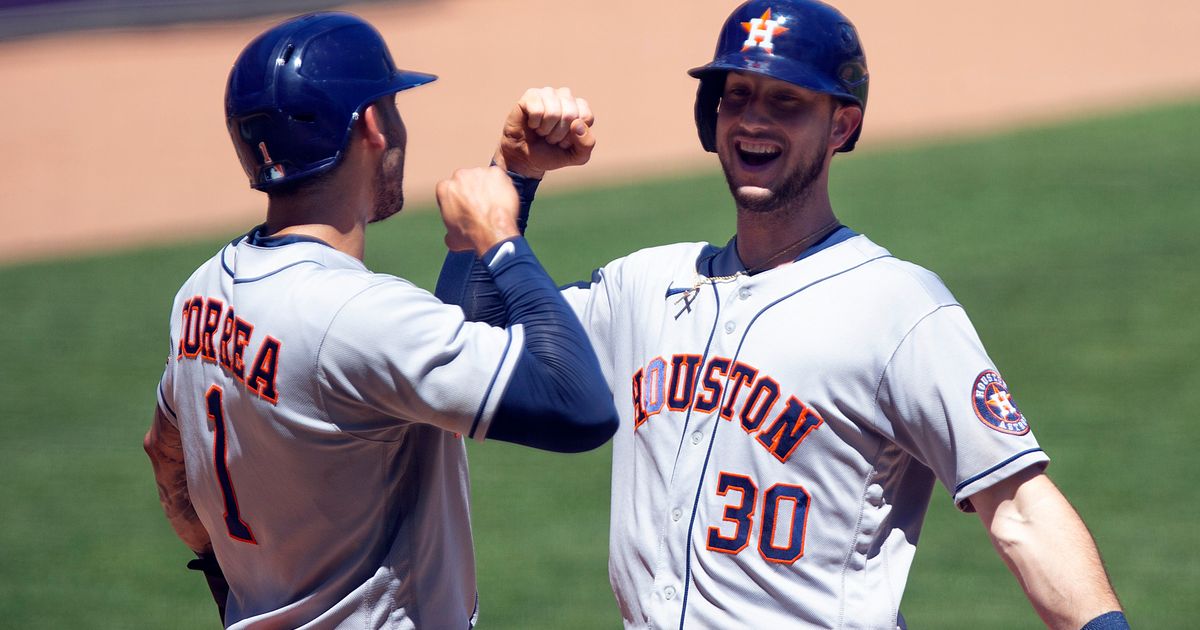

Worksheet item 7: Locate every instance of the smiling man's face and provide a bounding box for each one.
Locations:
[715,71,842,214]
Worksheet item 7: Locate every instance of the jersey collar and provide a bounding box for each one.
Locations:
[243,223,335,249]
[220,224,366,283]
[701,225,859,277]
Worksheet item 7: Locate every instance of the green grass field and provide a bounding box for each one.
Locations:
[1,99,1196,628]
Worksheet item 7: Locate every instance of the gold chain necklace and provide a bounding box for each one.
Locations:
[673,219,841,318]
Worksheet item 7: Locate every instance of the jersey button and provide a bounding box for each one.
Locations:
[691,431,703,445]
[866,483,885,507]
[664,585,677,600]
[738,288,751,300]
[724,321,735,334]
[671,507,683,521]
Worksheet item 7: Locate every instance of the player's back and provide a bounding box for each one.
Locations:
[158,229,477,628]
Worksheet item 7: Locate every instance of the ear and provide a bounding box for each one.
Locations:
[829,104,864,153]
[358,104,389,151]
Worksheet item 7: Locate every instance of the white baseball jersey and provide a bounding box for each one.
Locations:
[157,228,524,628]
[561,229,1048,629]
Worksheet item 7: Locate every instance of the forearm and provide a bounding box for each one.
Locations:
[144,407,212,554]
[977,471,1122,629]
[435,168,540,324]
[482,237,617,452]
[435,251,509,325]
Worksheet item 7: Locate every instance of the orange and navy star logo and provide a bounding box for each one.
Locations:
[972,370,1029,435]
[741,8,789,54]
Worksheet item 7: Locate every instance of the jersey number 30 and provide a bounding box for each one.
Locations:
[706,472,809,564]
[206,386,257,544]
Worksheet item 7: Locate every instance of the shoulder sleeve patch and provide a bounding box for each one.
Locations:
[972,370,1029,435]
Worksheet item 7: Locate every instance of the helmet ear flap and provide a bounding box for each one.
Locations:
[694,75,725,153]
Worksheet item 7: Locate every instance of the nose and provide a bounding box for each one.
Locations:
[736,93,773,131]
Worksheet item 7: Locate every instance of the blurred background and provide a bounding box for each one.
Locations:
[0,0,1197,627]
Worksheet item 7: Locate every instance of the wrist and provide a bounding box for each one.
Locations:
[470,225,520,257]
[492,149,545,180]
[1080,611,1129,630]
[487,157,541,235]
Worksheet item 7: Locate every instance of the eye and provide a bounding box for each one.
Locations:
[723,85,751,101]
[772,92,800,106]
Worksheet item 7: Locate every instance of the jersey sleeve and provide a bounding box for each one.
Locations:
[875,305,1049,511]
[316,278,524,439]
[157,371,178,427]
[156,296,183,427]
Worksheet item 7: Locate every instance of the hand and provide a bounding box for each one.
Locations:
[436,166,521,255]
[495,87,596,179]
[187,553,229,624]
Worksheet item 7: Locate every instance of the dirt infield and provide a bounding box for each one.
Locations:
[1,0,1197,263]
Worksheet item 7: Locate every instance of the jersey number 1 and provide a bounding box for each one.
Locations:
[205,386,257,544]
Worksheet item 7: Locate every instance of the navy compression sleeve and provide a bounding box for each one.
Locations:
[434,169,539,325]
[435,250,507,326]
[479,237,616,452]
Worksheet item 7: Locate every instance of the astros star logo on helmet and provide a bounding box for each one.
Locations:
[741,8,788,54]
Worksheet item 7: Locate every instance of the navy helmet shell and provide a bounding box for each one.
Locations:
[225,12,436,190]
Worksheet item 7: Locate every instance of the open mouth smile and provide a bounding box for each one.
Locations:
[735,140,783,167]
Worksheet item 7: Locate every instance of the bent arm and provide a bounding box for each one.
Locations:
[434,167,540,327]
[436,250,509,326]
[434,166,613,452]
[439,85,595,325]
[481,237,617,452]
[971,468,1123,629]
[144,406,212,554]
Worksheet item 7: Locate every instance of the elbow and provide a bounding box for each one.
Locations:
[487,395,618,453]
[143,426,163,463]
[555,405,619,453]
[975,469,1053,563]
[989,515,1031,561]
[491,350,619,452]
[535,391,618,453]
[985,496,1043,568]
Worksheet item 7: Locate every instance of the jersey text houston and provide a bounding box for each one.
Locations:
[633,354,824,464]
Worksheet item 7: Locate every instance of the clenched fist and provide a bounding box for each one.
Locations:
[495,87,596,179]
[436,166,521,255]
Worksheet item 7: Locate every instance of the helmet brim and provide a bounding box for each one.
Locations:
[688,54,862,108]
[392,70,438,92]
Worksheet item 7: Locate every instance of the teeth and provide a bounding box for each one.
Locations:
[738,141,780,155]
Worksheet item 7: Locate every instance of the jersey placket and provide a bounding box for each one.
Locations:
[648,273,753,630]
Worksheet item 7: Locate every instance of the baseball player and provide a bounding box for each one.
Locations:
[142,12,615,629]
[437,1,1129,628]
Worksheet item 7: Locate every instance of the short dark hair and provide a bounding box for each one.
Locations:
[265,95,399,201]
[264,164,336,200]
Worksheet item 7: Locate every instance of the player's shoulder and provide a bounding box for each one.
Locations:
[603,241,713,278]
[229,230,419,294]
[173,229,428,315]
[291,264,439,333]
[576,241,715,297]
[841,234,959,309]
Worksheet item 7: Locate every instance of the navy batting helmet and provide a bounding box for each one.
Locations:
[688,0,868,153]
[226,12,436,190]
